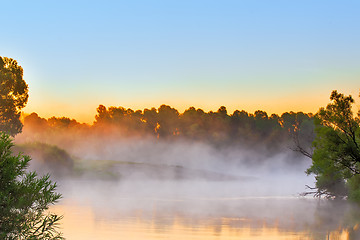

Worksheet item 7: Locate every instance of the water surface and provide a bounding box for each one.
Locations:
[52,191,358,240]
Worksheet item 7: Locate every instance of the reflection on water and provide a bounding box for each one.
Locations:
[51,197,359,240]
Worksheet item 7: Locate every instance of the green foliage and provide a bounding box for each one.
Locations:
[0,57,29,136]
[0,133,63,239]
[348,175,360,202]
[306,90,360,200]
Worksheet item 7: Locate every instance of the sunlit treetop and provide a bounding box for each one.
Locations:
[0,56,29,136]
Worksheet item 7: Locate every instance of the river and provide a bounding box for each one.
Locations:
[50,179,360,240]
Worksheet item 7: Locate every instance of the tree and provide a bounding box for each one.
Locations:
[0,57,29,136]
[179,107,207,140]
[0,133,63,239]
[305,90,360,200]
[157,105,179,138]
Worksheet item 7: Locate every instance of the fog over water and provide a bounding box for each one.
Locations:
[66,141,313,198]
[14,130,360,239]
[16,132,315,198]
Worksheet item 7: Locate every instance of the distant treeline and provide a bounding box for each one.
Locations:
[22,105,314,155]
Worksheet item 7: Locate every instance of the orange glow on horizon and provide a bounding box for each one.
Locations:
[22,88,360,124]
[22,101,324,125]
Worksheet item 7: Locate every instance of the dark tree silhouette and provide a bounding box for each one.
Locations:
[26,104,315,162]
[157,105,179,138]
[0,57,29,136]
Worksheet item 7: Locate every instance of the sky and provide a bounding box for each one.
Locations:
[1,0,359,123]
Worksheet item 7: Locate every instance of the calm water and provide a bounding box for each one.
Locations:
[48,158,359,240]
[51,190,360,239]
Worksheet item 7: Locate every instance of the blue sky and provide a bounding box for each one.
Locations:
[1,0,359,122]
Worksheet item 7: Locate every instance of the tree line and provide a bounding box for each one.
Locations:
[23,105,315,155]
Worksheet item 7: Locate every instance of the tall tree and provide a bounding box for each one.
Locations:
[305,90,360,200]
[0,57,29,136]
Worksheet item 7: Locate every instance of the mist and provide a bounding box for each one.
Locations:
[15,123,314,196]
[13,112,360,239]
[14,112,314,201]
[15,121,316,214]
